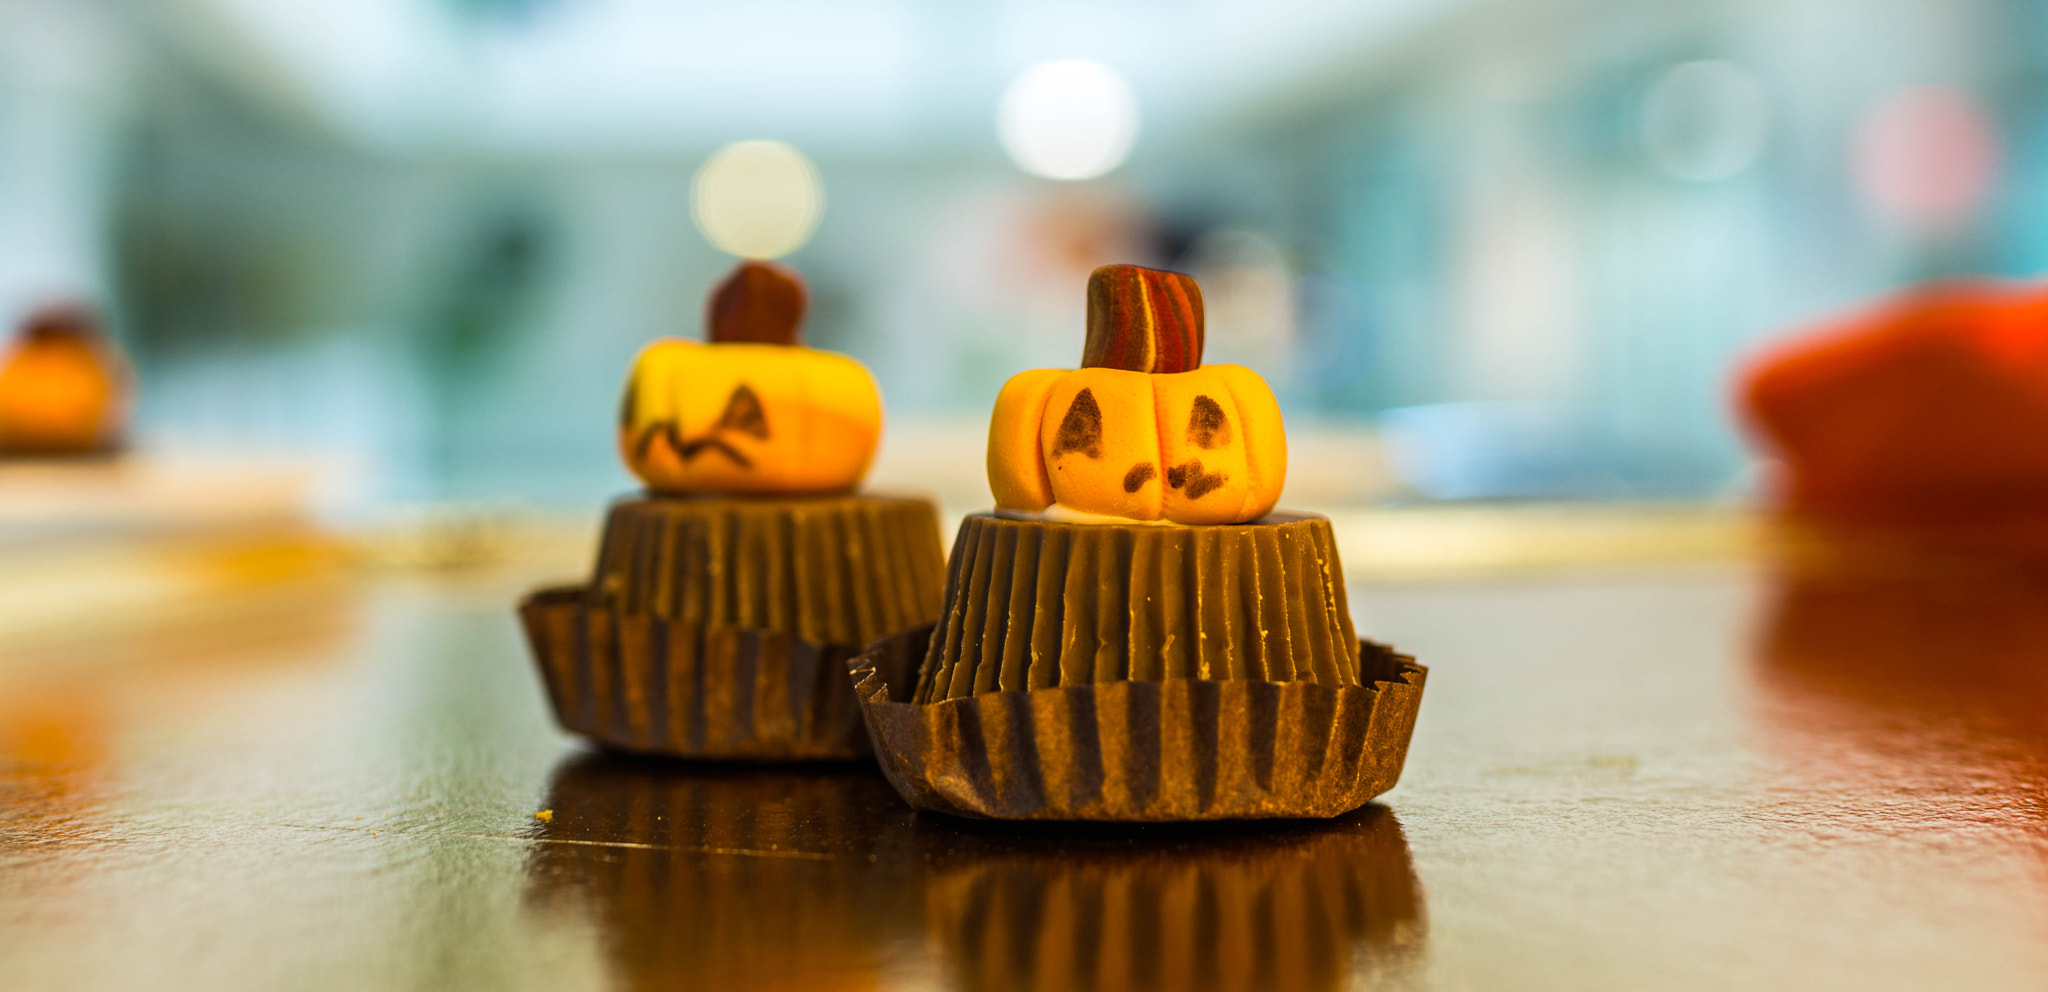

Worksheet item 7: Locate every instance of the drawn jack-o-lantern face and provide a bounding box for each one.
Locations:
[988,265,1286,524]
[618,262,881,496]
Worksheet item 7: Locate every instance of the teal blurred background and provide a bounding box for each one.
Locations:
[0,0,2035,515]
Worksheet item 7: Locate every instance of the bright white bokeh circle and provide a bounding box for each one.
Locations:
[998,60,1140,181]
[690,140,824,259]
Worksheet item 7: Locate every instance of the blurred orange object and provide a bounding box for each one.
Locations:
[0,304,131,456]
[1737,280,2048,522]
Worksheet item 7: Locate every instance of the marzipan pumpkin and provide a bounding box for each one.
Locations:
[989,264,1286,524]
[0,305,130,456]
[619,261,882,496]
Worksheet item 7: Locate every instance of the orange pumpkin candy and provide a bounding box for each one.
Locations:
[0,305,130,456]
[988,265,1286,524]
[618,261,882,496]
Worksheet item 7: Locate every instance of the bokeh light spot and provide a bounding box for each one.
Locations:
[690,140,825,259]
[998,60,1139,181]
[1640,61,1769,182]
[1852,85,2000,230]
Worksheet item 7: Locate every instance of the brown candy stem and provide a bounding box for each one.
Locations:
[1082,264,1205,373]
[22,304,105,344]
[707,260,808,345]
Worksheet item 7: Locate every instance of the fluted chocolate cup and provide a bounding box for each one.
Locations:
[850,512,1427,820]
[522,493,945,760]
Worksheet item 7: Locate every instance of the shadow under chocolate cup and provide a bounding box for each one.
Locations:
[521,493,944,761]
[850,512,1428,820]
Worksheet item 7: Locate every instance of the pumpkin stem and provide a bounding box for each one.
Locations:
[21,304,103,344]
[707,260,807,345]
[1082,264,1205,373]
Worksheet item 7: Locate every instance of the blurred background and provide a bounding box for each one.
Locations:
[1,0,2042,603]
[7,0,2035,514]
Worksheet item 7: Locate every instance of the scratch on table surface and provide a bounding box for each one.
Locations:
[277,820,838,861]
[468,834,837,861]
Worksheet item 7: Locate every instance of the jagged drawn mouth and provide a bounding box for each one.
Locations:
[634,421,754,470]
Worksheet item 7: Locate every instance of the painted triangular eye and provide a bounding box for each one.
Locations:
[717,384,770,439]
[1188,395,1231,449]
[1052,388,1105,458]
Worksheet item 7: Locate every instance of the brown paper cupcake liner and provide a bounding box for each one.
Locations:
[521,586,922,760]
[592,493,947,648]
[853,624,1427,821]
[918,512,1359,703]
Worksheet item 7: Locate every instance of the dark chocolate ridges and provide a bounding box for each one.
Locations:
[1082,264,1206,374]
[525,492,946,760]
[592,494,947,650]
[914,513,1358,704]
[854,624,1427,821]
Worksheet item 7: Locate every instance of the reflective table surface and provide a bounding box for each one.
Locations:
[4,520,2048,991]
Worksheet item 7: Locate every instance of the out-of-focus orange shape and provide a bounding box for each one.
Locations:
[0,305,130,456]
[1737,280,2048,520]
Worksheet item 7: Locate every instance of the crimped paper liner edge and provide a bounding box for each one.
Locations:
[520,584,919,762]
[852,623,1427,821]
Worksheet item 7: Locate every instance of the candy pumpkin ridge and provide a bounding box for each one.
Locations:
[1082,264,1205,374]
[706,260,808,346]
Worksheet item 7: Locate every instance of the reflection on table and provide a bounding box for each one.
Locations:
[525,752,1425,992]
[526,754,922,991]
[1754,538,2048,841]
[918,809,1424,992]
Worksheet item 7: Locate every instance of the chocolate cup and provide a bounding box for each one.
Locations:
[520,491,947,761]
[852,624,1427,821]
[522,587,927,760]
[917,513,1360,703]
[593,492,947,649]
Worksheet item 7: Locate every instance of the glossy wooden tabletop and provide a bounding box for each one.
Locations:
[3,518,2047,991]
